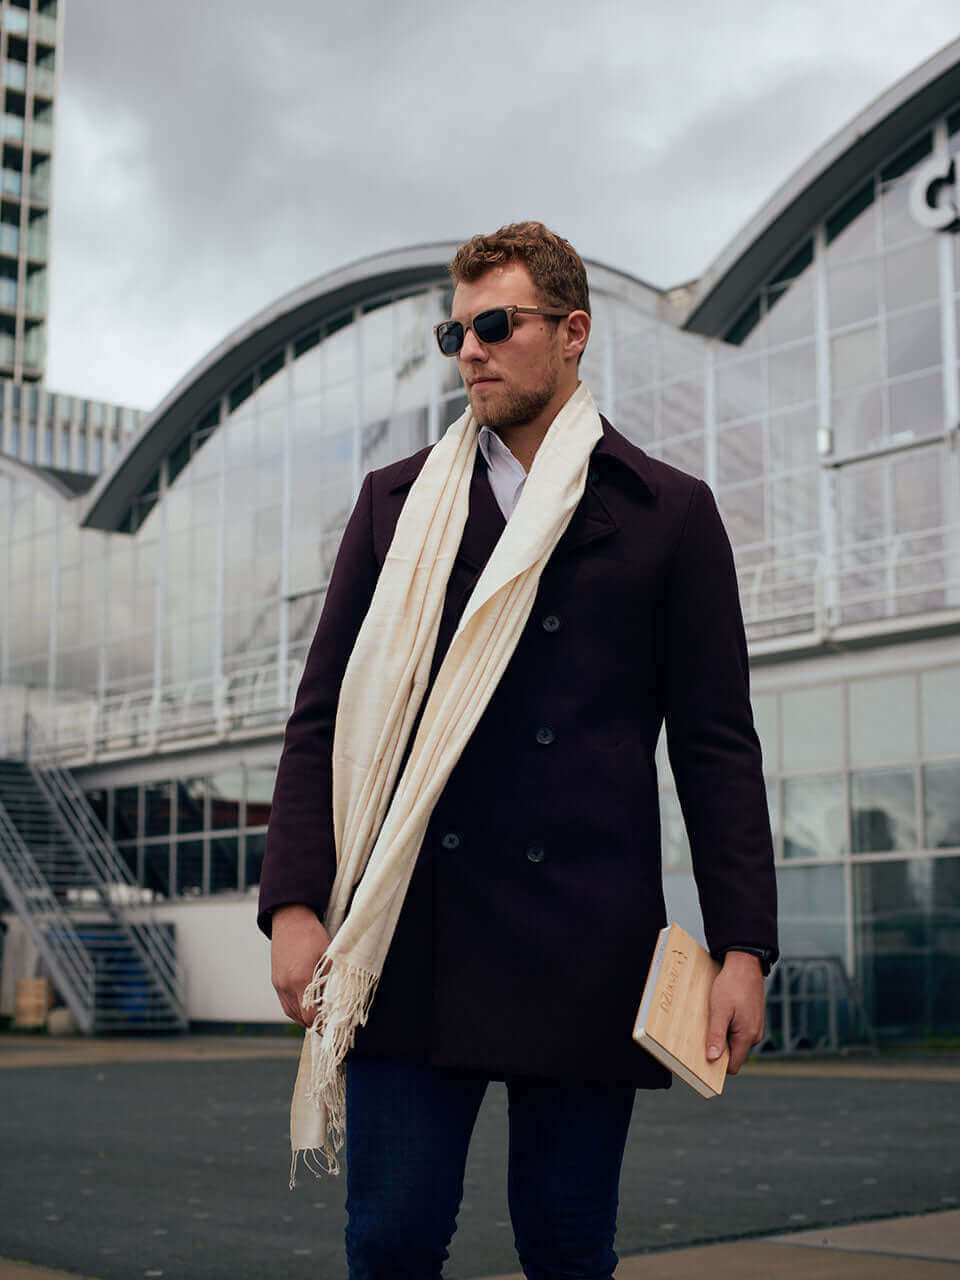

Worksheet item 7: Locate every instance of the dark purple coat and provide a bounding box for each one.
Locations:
[259,417,778,1089]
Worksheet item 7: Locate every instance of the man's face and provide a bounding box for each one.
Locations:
[451,262,566,430]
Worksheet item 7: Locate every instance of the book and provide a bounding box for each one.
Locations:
[632,922,729,1098]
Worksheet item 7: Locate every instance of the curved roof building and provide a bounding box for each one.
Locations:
[1,40,959,1039]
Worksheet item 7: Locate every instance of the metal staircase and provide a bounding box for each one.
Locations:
[0,717,187,1034]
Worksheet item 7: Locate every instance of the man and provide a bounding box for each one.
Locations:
[259,222,777,1279]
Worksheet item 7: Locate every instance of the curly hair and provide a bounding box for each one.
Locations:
[449,221,590,316]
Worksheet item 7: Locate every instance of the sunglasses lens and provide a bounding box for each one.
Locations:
[436,321,464,355]
[473,309,510,345]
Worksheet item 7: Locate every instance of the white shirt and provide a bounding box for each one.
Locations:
[477,425,527,520]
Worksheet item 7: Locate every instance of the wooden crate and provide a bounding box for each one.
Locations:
[15,977,52,1028]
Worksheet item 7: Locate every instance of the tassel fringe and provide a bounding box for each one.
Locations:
[290,955,379,1183]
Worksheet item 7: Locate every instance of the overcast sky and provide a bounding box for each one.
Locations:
[44,1,960,410]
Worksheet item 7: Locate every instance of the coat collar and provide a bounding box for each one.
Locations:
[385,411,659,571]
[387,413,660,500]
[592,415,660,499]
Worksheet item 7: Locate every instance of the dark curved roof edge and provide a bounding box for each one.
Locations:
[682,36,960,337]
[78,245,660,533]
[0,453,97,501]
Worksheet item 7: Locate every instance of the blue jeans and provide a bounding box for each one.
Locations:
[344,1057,636,1280]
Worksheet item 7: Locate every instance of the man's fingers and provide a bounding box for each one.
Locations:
[705,997,732,1063]
[276,983,317,1027]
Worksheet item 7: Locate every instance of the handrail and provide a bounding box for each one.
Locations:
[0,799,96,1033]
[3,520,958,764]
[24,716,186,1020]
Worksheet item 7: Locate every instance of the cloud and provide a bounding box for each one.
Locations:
[45,0,960,407]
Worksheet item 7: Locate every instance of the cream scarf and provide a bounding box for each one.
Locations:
[289,382,603,1182]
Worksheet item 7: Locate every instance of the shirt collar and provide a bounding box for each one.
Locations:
[477,424,526,476]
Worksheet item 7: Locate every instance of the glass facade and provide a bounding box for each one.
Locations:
[0,86,958,1040]
[84,758,276,902]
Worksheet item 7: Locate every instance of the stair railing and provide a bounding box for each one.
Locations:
[23,714,186,1025]
[0,799,95,1033]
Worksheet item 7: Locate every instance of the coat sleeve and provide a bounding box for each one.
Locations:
[257,471,380,937]
[661,479,778,962]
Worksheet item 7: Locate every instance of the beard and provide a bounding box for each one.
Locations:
[470,381,557,429]
[466,346,564,429]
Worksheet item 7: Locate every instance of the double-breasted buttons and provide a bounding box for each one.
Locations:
[526,844,546,863]
[542,614,561,633]
[440,832,461,850]
[535,726,555,746]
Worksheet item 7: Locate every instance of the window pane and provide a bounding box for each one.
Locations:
[892,447,943,533]
[763,273,814,345]
[245,766,275,827]
[143,845,170,900]
[768,406,818,473]
[716,419,764,485]
[783,774,846,858]
[828,257,880,328]
[849,674,916,766]
[176,777,206,834]
[716,481,764,547]
[175,839,204,897]
[768,341,816,410]
[886,305,940,380]
[854,858,960,1039]
[113,786,139,841]
[888,371,944,437]
[210,834,239,894]
[832,385,884,456]
[778,864,846,956]
[920,667,960,757]
[210,768,243,830]
[660,379,703,437]
[883,238,939,312]
[831,326,882,393]
[85,789,108,829]
[245,832,266,890]
[924,763,960,848]
[851,768,916,852]
[143,781,172,840]
[782,684,844,770]
[715,357,766,423]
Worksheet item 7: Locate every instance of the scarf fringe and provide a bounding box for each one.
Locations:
[294,955,380,1181]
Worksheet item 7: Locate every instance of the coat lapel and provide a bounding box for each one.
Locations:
[454,451,506,573]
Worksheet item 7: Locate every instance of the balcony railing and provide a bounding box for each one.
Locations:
[2,523,959,765]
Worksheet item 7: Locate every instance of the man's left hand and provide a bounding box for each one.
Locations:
[705,951,766,1074]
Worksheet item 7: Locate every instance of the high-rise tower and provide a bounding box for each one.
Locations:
[0,0,60,382]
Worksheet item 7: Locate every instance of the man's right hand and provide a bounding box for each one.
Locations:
[270,904,332,1028]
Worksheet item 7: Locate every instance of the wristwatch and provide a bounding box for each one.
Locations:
[717,946,776,976]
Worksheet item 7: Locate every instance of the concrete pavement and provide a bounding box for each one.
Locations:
[4,1211,960,1279]
[1,1033,958,1279]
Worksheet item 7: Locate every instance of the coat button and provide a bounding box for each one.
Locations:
[526,844,546,863]
[535,727,555,745]
[542,614,561,633]
[588,468,599,485]
[441,832,461,850]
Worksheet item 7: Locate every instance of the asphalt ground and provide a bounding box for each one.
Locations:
[0,1037,958,1280]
